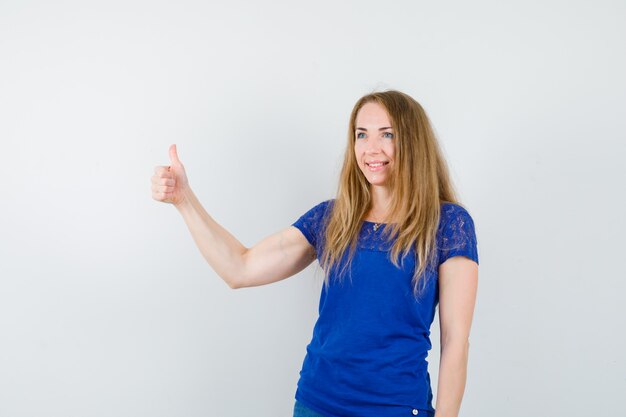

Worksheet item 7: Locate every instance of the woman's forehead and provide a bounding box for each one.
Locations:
[356,102,392,127]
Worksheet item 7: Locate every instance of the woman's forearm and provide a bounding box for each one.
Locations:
[174,187,247,288]
[434,340,470,417]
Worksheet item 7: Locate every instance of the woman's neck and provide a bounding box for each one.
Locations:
[366,185,392,222]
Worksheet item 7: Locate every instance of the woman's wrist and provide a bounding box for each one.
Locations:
[174,186,195,211]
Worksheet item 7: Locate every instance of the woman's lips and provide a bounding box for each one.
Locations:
[366,161,389,171]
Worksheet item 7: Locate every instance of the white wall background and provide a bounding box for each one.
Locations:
[1,1,624,416]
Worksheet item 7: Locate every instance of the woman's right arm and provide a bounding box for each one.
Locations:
[152,145,316,289]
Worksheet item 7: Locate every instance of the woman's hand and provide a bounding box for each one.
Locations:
[151,144,189,206]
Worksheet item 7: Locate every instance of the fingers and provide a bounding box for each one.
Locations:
[152,176,175,188]
[157,178,175,186]
[151,183,175,201]
[154,165,173,176]
[153,166,176,186]
[152,166,177,202]
[152,184,175,195]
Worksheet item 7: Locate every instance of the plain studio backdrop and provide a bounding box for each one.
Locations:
[1,1,624,416]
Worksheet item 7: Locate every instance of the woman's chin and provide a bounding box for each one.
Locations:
[366,178,390,187]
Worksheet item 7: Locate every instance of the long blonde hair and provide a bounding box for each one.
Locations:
[319,90,462,296]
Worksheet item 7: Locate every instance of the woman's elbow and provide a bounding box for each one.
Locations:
[441,337,470,355]
[220,272,247,289]
[227,280,240,290]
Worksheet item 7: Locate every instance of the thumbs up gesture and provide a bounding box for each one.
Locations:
[152,144,190,206]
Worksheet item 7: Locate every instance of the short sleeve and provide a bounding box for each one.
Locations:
[291,199,333,251]
[438,204,479,266]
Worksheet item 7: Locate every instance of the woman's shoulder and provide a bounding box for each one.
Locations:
[309,198,335,213]
[438,201,479,264]
[439,202,475,229]
[294,198,335,224]
[440,201,471,215]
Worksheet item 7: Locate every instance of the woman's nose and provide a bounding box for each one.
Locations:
[366,137,382,153]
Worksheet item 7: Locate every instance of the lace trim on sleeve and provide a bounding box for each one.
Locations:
[291,200,332,250]
[438,204,479,265]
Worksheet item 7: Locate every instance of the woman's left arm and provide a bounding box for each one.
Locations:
[434,255,479,417]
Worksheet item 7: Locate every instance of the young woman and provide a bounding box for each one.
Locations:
[151,90,479,417]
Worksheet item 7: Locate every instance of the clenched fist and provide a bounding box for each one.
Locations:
[152,144,189,206]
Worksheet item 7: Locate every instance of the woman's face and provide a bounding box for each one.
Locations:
[354,101,395,187]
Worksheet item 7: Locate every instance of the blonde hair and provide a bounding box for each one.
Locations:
[319,90,462,296]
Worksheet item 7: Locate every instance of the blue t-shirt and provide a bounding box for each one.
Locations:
[291,199,479,417]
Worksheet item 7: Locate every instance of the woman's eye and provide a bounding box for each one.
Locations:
[383,132,394,139]
[356,132,366,139]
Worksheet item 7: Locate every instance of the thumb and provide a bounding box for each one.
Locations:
[169,144,182,166]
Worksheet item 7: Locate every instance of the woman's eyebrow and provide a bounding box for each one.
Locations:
[356,127,393,131]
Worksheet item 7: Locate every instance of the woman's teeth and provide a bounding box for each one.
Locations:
[366,162,388,171]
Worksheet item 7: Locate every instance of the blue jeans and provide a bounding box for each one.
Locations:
[293,400,326,417]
